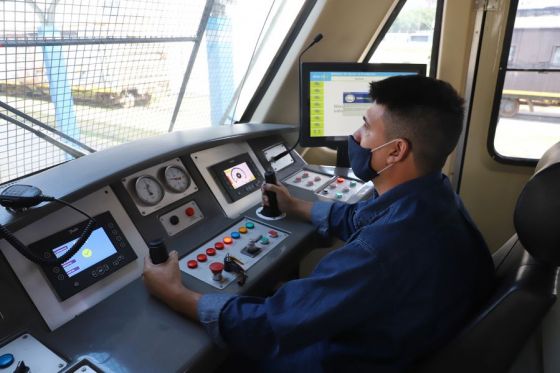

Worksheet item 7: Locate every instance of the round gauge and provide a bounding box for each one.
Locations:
[134,175,164,206]
[164,165,191,193]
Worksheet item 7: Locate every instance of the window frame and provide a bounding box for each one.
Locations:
[240,0,318,123]
[487,0,560,166]
[362,0,445,78]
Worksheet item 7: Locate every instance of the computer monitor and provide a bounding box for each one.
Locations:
[299,62,426,166]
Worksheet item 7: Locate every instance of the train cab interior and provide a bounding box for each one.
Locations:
[1,0,559,372]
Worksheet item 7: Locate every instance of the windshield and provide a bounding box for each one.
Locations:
[0,0,305,184]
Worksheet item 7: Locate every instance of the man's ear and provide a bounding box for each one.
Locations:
[387,138,410,163]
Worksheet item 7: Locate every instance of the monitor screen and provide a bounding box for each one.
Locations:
[300,63,426,147]
[223,161,257,190]
[53,227,117,278]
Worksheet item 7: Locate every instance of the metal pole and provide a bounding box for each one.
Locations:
[168,0,215,132]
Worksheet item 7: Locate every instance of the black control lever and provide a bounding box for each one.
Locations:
[259,170,282,218]
[148,238,169,264]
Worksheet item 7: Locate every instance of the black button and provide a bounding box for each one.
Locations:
[169,215,180,225]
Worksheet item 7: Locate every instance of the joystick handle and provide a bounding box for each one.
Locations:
[148,238,169,265]
[261,170,282,218]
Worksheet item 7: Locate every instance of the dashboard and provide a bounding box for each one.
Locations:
[0,123,372,372]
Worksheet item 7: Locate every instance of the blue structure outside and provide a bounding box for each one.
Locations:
[38,24,79,158]
[206,16,234,126]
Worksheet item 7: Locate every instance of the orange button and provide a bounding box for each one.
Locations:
[185,207,195,216]
[187,260,198,269]
[206,248,216,256]
[197,254,207,262]
[239,227,248,234]
[223,237,233,244]
[214,242,225,250]
[336,177,345,183]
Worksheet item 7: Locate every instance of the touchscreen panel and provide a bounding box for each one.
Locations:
[53,227,117,278]
[223,162,256,190]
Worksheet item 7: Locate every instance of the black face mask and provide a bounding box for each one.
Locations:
[347,135,396,182]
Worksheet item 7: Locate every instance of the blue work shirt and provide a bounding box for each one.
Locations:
[198,172,495,372]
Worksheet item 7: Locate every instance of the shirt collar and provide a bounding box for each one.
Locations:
[356,172,445,226]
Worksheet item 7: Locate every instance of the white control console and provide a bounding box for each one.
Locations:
[180,218,289,289]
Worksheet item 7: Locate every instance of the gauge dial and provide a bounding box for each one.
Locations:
[164,165,191,193]
[135,176,164,206]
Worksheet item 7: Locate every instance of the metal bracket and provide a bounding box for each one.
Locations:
[477,0,499,11]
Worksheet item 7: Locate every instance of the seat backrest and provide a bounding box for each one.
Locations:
[416,142,560,373]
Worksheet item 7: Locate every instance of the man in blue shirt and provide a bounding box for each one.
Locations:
[143,76,495,372]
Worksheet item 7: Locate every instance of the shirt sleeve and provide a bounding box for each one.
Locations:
[311,200,363,241]
[216,238,389,360]
[197,293,237,348]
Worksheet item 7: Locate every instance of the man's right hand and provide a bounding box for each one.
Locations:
[262,182,313,221]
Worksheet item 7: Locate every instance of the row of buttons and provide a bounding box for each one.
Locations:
[186,223,279,270]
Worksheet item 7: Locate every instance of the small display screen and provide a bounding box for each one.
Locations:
[53,227,117,278]
[223,162,256,190]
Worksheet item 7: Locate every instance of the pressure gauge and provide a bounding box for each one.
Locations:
[164,165,191,193]
[135,175,164,206]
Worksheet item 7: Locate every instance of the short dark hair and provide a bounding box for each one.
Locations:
[369,75,465,173]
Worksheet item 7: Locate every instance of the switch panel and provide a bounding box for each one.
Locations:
[315,177,366,203]
[283,170,333,192]
[0,334,67,373]
[159,200,204,237]
[180,218,289,289]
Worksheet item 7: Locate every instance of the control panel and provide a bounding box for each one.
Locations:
[316,176,366,203]
[159,200,204,237]
[180,218,289,289]
[30,211,137,301]
[283,169,333,191]
[0,334,67,372]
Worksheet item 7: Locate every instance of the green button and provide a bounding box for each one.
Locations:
[260,237,270,245]
[246,222,255,229]
[350,181,357,187]
[335,192,343,199]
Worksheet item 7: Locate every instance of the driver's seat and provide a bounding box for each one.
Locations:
[416,142,560,373]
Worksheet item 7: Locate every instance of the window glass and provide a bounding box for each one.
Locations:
[368,0,438,76]
[552,46,560,66]
[493,0,560,160]
[0,0,305,184]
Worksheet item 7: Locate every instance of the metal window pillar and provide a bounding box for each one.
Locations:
[169,0,215,132]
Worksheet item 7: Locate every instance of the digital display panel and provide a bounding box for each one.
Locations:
[309,71,416,138]
[300,63,426,148]
[53,227,117,278]
[223,162,256,190]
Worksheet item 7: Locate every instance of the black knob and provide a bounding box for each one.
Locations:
[148,238,169,264]
[261,170,282,218]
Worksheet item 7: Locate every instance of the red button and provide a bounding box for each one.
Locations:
[214,242,225,250]
[206,248,216,256]
[268,230,278,238]
[223,237,233,244]
[187,260,198,269]
[197,254,207,262]
[337,177,345,183]
[185,207,195,217]
[209,262,224,274]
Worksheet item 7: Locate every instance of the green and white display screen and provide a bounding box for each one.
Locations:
[300,63,426,147]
